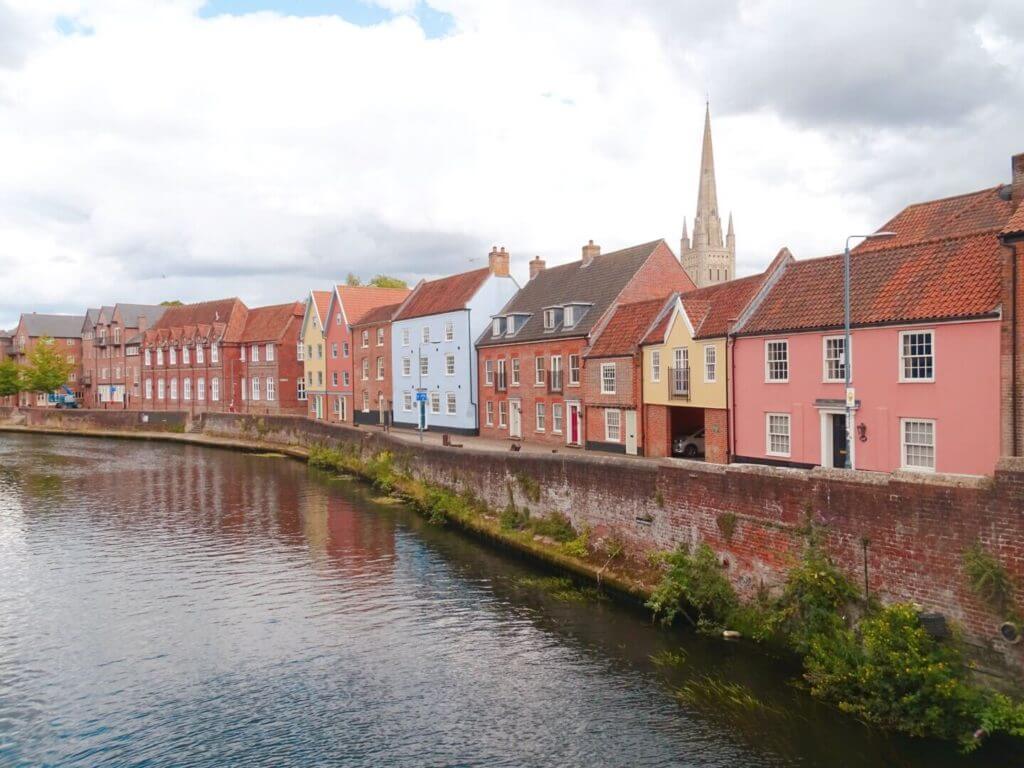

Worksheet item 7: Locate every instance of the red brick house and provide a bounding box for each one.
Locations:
[475,239,695,449]
[8,312,85,407]
[81,303,165,409]
[237,302,306,416]
[139,298,248,413]
[323,285,410,424]
[351,301,405,426]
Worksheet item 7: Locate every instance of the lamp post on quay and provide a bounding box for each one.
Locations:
[842,231,896,469]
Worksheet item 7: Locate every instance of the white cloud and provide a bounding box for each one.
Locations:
[0,0,1021,327]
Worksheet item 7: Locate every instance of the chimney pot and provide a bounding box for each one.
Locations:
[581,239,601,267]
[488,245,510,277]
[1013,152,1024,202]
[529,256,546,280]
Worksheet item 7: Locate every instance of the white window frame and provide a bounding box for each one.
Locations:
[535,402,546,432]
[144,348,151,366]
[402,328,410,346]
[485,401,494,426]
[402,357,411,377]
[211,377,221,401]
[900,418,936,472]
[651,350,661,383]
[266,376,275,401]
[430,391,441,414]
[823,335,850,383]
[331,342,338,359]
[182,346,190,365]
[498,400,508,428]
[568,354,581,386]
[535,356,545,386]
[169,378,178,400]
[552,403,563,434]
[250,376,260,401]
[446,391,457,415]
[511,357,520,386]
[266,343,274,362]
[485,359,494,386]
[296,378,305,401]
[600,363,616,394]
[765,340,789,383]
[704,345,717,384]
[898,329,935,383]
[420,355,429,376]
[377,327,385,346]
[169,347,177,365]
[183,377,192,401]
[156,348,164,365]
[444,320,454,342]
[157,378,165,400]
[197,345,205,364]
[421,326,430,344]
[445,353,455,376]
[766,413,791,457]
[145,379,153,399]
[604,409,621,442]
[403,392,413,412]
[376,356,385,380]
[197,377,205,401]
[211,342,219,364]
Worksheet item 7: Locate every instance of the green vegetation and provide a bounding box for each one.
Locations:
[159,300,183,306]
[21,337,72,395]
[514,575,606,603]
[677,675,781,718]
[716,512,737,542]
[646,531,1024,750]
[0,359,23,397]
[515,472,541,504]
[963,541,1017,619]
[344,273,408,289]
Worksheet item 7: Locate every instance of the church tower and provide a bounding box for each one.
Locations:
[680,104,735,287]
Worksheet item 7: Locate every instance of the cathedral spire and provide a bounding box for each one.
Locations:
[694,101,720,242]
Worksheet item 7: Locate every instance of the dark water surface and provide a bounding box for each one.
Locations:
[0,433,1017,767]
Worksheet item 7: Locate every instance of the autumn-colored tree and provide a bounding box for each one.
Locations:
[22,337,73,395]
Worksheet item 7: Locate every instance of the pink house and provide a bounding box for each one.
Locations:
[732,180,1022,477]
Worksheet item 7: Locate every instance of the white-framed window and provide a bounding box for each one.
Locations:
[156,348,164,365]
[605,409,621,441]
[296,342,305,363]
[251,376,260,400]
[183,378,192,401]
[823,336,848,382]
[402,357,411,376]
[243,345,248,362]
[145,379,153,399]
[182,346,190,365]
[445,353,455,376]
[403,392,413,411]
[331,342,338,359]
[169,378,178,400]
[564,306,576,327]
[336,311,342,326]
[485,359,494,385]
[402,328,410,346]
[361,330,369,348]
[601,363,616,394]
[265,343,274,362]
[535,356,545,385]
[316,344,323,359]
[157,378,165,400]
[499,400,508,428]
[765,340,789,382]
[332,371,339,386]
[307,344,313,360]
[240,377,247,401]
[169,347,177,365]
[362,390,369,412]
[550,355,562,389]
[651,350,661,382]
[197,345,205,364]
[568,354,580,385]
[339,396,347,421]
[421,326,430,343]
[211,342,219,363]
[766,413,791,457]
[535,402,546,431]
[376,357,385,380]
[295,378,304,401]
[485,401,494,426]
[362,358,370,380]
[419,356,429,376]
[552,403,563,434]
[197,377,205,401]
[704,345,717,383]
[444,320,454,341]
[262,377,272,401]
[446,392,457,415]
[511,358,520,386]
[144,348,151,366]
[496,359,506,389]
[430,391,441,414]
[901,418,936,472]
[543,309,557,330]
[377,327,385,346]
[343,341,349,358]
[899,330,934,382]
[492,317,504,337]
[211,377,221,401]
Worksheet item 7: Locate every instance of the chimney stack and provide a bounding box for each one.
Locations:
[529,256,546,280]
[488,245,510,277]
[581,239,600,267]
[1013,153,1024,202]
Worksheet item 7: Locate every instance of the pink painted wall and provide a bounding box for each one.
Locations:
[732,320,1001,476]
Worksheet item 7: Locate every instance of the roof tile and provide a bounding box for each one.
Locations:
[586,297,672,358]
[395,268,491,321]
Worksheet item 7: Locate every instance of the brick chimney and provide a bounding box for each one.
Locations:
[529,256,546,280]
[1013,153,1024,202]
[581,239,600,267]
[488,245,510,277]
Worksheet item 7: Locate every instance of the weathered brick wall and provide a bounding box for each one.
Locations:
[198,413,1024,673]
[1,407,188,431]
[705,407,729,464]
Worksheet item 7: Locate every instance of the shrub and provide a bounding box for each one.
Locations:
[774,538,858,653]
[963,542,1017,618]
[561,526,590,559]
[530,512,576,542]
[646,543,737,629]
[500,504,529,531]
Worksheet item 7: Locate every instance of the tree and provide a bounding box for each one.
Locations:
[0,359,22,397]
[345,273,362,286]
[369,275,408,289]
[22,337,73,395]
[160,300,183,306]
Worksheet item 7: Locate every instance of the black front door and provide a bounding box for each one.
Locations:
[832,414,847,468]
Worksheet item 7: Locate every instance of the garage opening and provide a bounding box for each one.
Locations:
[669,406,706,459]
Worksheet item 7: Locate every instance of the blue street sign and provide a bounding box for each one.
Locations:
[415,391,428,402]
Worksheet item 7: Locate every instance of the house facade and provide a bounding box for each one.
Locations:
[299,290,331,421]
[81,303,165,408]
[351,301,404,426]
[236,302,305,416]
[9,313,85,406]
[139,298,248,414]
[732,178,1021,476]
[476,240,695,448]
[324,285,410,425]
[392,249,519,435]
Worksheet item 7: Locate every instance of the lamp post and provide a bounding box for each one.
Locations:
[843,231,896,469]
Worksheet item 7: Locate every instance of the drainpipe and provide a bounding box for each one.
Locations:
[1014,241,1021,456]
[465,309,477,431]
[729,334,737,459]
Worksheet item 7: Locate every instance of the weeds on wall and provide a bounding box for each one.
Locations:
[963,541,1018,619]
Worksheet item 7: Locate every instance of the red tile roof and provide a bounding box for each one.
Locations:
[335,285,412,325]
[586,296,673,358]
[1004,203,1024,237]
[242,302,303,342]
[351,301,403,328]
[394,267,491,321]
[147,298,248,344]
[311,290,332,325]
[680,272,768,339]
[739,233,1002,335]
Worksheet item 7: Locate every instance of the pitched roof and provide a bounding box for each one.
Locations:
[19,313,86,339]
[147,297,248,343]
[739,233,1002,336]
[394,267,492,321]
[114,303,166,328]
[586,296,672,358]
[311,290,332,325]
[335,285,411,325]
[1004,202,1024,237]
[679,271,770,339]
[477,240,664,347]
[351,301,404,328]
[82,308,101,333]
[241,302,304,342]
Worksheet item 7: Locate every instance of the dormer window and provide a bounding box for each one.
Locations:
[543,308,562,331]
[492,317,506,337]
[564,306,575,327]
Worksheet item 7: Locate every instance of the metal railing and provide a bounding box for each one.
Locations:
[669,366,690,399]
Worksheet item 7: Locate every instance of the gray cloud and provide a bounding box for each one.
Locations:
[0,1,32,69]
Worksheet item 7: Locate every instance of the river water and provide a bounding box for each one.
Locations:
[0,433,1017,767]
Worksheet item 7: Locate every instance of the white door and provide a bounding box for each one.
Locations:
[378,394,386,424]
[625,410,638,455]
[510,399,522,439]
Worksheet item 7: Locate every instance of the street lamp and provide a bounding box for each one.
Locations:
[842,230,896,469]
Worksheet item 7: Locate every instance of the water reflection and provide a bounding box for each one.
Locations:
[0,433,1017,768]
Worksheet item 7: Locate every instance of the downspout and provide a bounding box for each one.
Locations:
[466,309,477,431]
[1014,242,1020,456]
[729,334,737,460]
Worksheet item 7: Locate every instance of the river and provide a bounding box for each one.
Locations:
[0,433,1017,767]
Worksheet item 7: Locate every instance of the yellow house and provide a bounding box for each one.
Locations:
[300,290,332,420]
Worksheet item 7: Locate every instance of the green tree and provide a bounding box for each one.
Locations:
[368,275,408,289]
[22,337,73,395]
[345,273,362,286]
[0,359,22,397]
[160,300,183,306]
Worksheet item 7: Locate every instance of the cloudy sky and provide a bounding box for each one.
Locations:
[0,0,1022,327]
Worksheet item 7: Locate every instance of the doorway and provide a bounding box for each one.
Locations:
[566,401,582,446]
[509,399,522,439]
[831,413,847,468]
[625,410,638,455]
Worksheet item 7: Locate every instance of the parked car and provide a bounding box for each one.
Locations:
[672,428,705,458]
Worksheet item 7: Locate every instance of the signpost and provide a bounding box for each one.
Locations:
[416,389,427,439]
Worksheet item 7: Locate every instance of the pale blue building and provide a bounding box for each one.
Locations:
[391,250,519,434]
